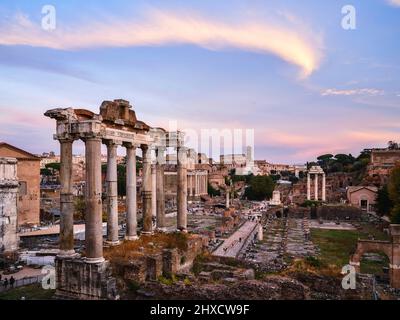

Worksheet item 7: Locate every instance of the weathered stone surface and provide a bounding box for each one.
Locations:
[162,249,179,276]
[0,158,19,252]
[55,257,118,300]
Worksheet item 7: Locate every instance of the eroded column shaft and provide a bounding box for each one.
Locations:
[141,145,153,234]
[125,145,138,240]
[106,142,119,244]
[59,139,75,256]
[85,137,104,263]
[177,147,188,232]
[156,149,166,230]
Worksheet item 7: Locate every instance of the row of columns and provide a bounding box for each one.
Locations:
[58,138,189,263]
[306,173,326,202]
[188,172,208,197]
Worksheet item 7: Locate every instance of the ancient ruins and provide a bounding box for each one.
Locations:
[44,99,198,299]
[306,165,326,202]
[0,158,19,253]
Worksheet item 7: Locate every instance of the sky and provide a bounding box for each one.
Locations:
[0,0,399,164]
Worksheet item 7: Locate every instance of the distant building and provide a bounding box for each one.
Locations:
[371,148,400,167]
[40,156,60,169]
[0,142,41,226]
[220,154,247,168]
[367,148,400,184]
[346,186,378,213]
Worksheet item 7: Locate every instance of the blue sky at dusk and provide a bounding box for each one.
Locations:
[0,0,399,163]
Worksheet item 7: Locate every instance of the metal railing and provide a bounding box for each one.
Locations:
[0,275,45,293]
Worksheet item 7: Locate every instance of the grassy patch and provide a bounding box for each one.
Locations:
[311,229,361,270]
[0,284,55,300]
[361,253,390,277]
[310,224,390,273]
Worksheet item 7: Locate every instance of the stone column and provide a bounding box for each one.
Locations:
[156,148,166,231]
[141,145,153,235]
[125,144,138,240]
[314,174,319,201]
[189,174,192,198]
[226,189,230,208]
[58,138,76,257]
[105,140,119,245]
[151,163,157,218]
[84,137,104,263]
[195,173,199,196]
[307,173,311,201]
[177,147,188,232]
[322,174,326,202]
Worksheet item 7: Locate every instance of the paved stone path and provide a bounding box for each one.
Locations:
[213,221,258,258]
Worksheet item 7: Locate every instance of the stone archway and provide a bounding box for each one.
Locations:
[360,250,391,283]
[350,225,400,288]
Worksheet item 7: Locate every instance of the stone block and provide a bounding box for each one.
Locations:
[55,256,118,300]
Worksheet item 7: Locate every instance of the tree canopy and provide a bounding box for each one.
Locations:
[244,175,275,201]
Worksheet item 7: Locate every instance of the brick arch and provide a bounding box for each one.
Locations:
[350,240,392,271]
[350,225,400,288]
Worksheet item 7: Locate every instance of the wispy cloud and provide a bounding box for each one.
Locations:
[0,10,323,77]
[320,88,384,96]
[386,0,400,7]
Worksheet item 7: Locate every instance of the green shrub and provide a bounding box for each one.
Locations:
[127,280,141,292]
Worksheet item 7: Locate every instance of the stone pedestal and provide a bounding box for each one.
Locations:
[0,158,19,252]
[55,256,117,300]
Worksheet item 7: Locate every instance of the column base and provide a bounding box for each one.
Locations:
[57,250,80,259]
[141,231,153,236]
[104,240,121,246]
[84,257,105,264]
[125,235,139,241]
[177,228,188,233]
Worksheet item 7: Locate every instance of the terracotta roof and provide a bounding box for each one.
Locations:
[347,186,378,194]
[0,142,41,161]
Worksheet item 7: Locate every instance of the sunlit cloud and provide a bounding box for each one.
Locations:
[0,10,323,77]
[386,0,400,7]
[321,88,384,96]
